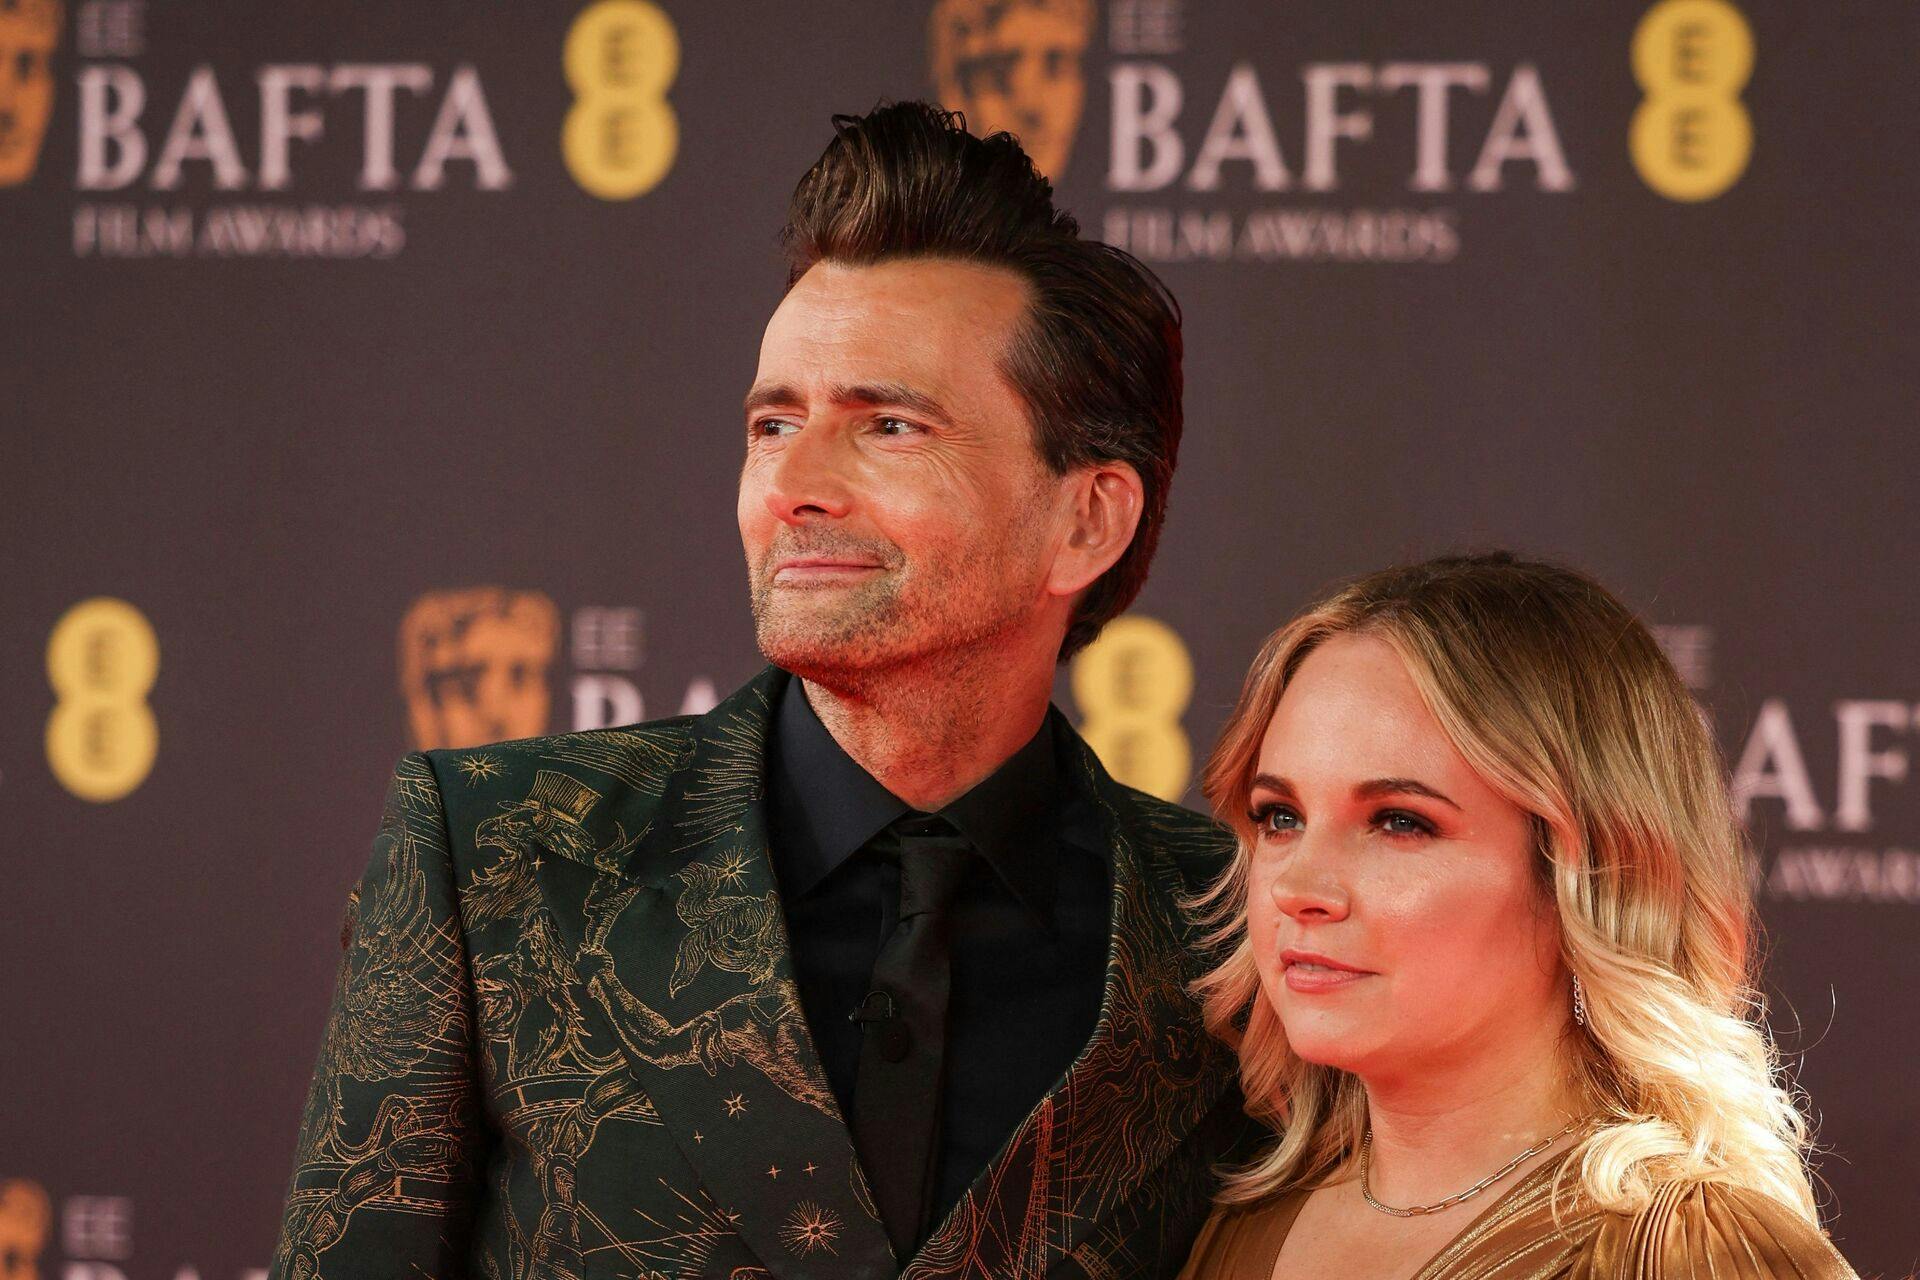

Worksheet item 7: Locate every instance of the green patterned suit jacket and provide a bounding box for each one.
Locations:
[270,666,1251,1280]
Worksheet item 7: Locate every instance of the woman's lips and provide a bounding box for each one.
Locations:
[1279,948,1373,993]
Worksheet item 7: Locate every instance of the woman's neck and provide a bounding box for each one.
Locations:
[1355,1033,1586,1207]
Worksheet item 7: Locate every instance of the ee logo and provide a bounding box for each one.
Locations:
[46,598,159,803]
[563,0,680,200]
[1071,614,1194,803]
[1630,0,1754,201]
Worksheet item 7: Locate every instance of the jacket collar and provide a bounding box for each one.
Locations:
[900,708,1240,1277]
[765,669,1087,928]
[529,666,1237,1280]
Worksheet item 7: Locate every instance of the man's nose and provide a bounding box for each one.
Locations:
[763,425,854,525]
[1268,830,1350,923]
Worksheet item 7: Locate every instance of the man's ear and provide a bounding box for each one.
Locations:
[1046,460,1144,599]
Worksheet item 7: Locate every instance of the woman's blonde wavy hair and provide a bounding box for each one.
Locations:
[1191,552,1819,1221]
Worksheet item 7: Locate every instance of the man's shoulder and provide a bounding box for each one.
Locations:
[1107,781,1237,895]
[415,714,705,827]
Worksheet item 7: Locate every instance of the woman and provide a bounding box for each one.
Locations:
[1178,553,1855,1280]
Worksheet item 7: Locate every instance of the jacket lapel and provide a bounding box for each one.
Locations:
[528,668,897,1280]
[903,722,1240,1279]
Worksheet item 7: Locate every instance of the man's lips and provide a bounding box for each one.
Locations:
[770,557,885,582]
[1279,948,1374,993]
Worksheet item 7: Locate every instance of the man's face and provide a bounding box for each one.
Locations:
[738,257,1066,683]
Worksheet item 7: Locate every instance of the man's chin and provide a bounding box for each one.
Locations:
[754,602,888,675]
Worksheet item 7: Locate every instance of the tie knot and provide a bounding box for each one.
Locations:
[877,812,974,918]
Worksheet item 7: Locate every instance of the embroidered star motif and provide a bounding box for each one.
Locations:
[723,1093,747,1117]
[767,1165,781,1179]
[716,851,750,886]
[454,754,502,784]
[779,1201,843,1256]
[692,1130,703,1143]
[802,1162,818,1176]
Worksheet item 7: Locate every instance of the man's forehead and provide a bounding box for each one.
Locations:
[752,259,1031,402]
[769,257,1030,335]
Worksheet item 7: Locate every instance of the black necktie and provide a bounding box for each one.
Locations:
[847,812,975,1260]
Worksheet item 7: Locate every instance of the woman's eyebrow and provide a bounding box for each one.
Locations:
[1249,773,1295,799]
[1353,777,1461,810]
[1249,773,1461,811]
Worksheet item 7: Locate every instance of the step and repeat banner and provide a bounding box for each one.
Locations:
[4,0,1916,1275]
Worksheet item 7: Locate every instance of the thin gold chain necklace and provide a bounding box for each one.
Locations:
[1359,1117,1584,1218]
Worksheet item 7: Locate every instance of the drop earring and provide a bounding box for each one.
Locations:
[1572,974,1588,1027]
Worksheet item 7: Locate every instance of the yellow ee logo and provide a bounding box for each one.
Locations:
[562,0,680,200]
[1630,0,1754,201]
[1070,614,1193,802]
[45,597,159,803]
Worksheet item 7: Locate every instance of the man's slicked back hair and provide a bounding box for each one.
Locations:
[780,100,1183,659]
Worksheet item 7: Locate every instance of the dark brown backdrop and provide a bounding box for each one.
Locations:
[4,1,1915,1275]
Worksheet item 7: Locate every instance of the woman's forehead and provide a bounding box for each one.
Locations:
[1257,636,1476,795]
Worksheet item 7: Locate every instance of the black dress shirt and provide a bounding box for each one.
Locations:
[765,674,1112,1245]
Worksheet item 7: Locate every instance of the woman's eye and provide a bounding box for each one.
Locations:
[1248,804,1300,838]
[1376,809,1435,837]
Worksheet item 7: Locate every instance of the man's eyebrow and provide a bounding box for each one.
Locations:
[835,383,954,424]
[1247,773,1462,811]
[743,382,802,416]
[742,381,954,424]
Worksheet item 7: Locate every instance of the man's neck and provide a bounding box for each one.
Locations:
[798,644,1056,811]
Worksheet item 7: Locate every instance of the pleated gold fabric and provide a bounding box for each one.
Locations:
[1177,1151,1858,1280]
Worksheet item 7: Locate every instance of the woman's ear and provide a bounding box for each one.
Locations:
[1047,461,1144,599]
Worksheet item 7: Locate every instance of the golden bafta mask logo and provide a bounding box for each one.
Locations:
[930,0,1093,179]
[0,1180,51,1280]
[399,588,559,750]
[0,0,61,188]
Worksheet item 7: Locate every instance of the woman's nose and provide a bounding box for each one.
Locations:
[1267,832,1350,922]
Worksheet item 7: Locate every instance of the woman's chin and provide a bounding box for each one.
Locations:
[1277,1014,1375,1074]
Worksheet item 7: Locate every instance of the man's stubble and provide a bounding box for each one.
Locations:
[748,490,1057,695]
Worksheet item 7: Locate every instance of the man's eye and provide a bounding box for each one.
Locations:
[875,416,920,436]
[753,418,799,437]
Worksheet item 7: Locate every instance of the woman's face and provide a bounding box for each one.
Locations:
[1244,633,1567,1083]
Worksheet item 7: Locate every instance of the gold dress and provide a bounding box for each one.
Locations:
[1176,1149,1858,1280]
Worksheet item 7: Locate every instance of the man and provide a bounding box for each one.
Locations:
[270,102,1246,1280]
